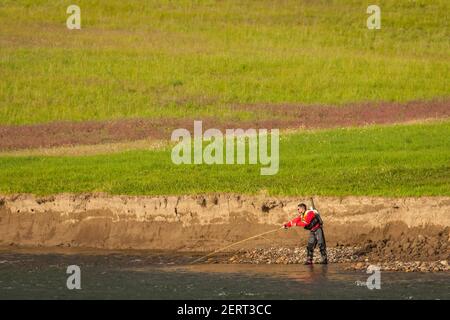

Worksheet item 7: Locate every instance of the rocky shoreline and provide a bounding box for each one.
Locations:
[210,247,449,272]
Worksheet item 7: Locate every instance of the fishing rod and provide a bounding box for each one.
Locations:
[310,197,316,210]
[190,198,319,264]
[190,227,284,264]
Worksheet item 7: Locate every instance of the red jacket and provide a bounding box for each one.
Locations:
[284,210,321,232]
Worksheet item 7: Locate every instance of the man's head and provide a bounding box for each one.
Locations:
[297,203,307,215]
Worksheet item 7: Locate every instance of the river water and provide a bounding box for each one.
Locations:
[0,251,448,300]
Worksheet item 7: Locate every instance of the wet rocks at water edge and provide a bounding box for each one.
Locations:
[348,260,450,272]
[214,247,450,272]
[222,246,361,265]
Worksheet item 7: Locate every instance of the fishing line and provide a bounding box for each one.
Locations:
[190,227,283,264]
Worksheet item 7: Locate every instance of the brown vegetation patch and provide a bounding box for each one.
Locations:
[0,99,448,151]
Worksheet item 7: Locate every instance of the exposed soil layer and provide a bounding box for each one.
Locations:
[1,99,448,151]
[0,194,448,268]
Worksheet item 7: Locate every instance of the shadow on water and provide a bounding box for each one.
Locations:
[0,251,448,300]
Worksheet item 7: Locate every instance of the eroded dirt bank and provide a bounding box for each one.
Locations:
[0,194,448,265]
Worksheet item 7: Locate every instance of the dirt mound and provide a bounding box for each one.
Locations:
[356,229,449,262]
[0,194,448,265]
[1,99,448,151]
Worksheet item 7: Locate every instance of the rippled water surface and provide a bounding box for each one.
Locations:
[0,251,448,299]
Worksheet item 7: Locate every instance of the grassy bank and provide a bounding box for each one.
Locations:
[1,0,449,125]
[0,121,449,196]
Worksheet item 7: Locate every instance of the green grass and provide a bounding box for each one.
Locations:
[1,121,449,196]
[0,0,449,125]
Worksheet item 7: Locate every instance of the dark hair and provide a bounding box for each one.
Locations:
[297,203,307,210]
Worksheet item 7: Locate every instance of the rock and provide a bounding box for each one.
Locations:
[275,257,284,264]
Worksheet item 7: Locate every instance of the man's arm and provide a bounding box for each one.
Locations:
[285,211,314,228]
[284,216,306,228]
[284,218,294,228]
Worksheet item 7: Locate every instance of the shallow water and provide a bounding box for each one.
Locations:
[0,251,448,300]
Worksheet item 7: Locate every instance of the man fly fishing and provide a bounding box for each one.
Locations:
[283,201,327,265]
